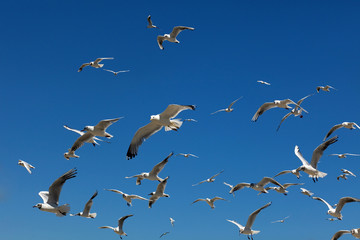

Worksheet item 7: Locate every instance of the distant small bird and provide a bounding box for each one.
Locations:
[183,118,198,122]
[157,26,195,50]
[326,218,338,221]
[192,197,226,209]
[312,196,360,220]
[329,153,360,158]
[104,189,148,206]
[331,228,360,240]
[70,191,98,218]
[316,85,336,93]
[149,177,170,208]
[300,188,314,197]
[341,169,356,177]
[271,216,289,223]
[99,215,133,239]
[169,217,175,227]
[18,160,35,174]
[211,97,243,115]
[273,169,301,179]
[228,177,284,195]
[177,153,199,158]
[147,15,158,28]
[78,57,114,72]
[160,232,170,238]
[264,183,304,196]
[337,174,349,181]
[103,69,130,76]
[257,80,271,85]
[323,122,360,141]
[192,170,224,186]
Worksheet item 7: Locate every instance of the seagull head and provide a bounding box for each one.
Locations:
[150,115,159,121]
[249,183,255,188]
[148,192,155,196]
[164,194,170,198]
[33,203,42,209]
[81,126,93,132]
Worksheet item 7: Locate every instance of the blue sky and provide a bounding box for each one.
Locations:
[1,0,360,239]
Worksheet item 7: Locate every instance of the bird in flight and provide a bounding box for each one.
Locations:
[78,57,114,72]
[211,97,243,115]
[157,26,194,50]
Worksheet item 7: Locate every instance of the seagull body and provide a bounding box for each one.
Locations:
[64,125,103,147]
[126,152,173,185]
[126,104,195,159]
[271,216,289,223]
[316,85,336,93]
[273,169,301,179]
[227,202,272,239]
[331,229,360,240]
[257,80,271,85]
[312,196,360,220]
[81,117,121,139]
[149,176,170,208]
[170,217,175,227]
[103,69,130,75]
[192,197,226,209]
[157,26,194,50]
[33,168,77,217]
[177,153,199,158]
[330,153,360,158]
[300,188,314,197]
[105,189,148,206]
[294,136,338,182]
[18,160,35,174]
[337,174,349,181]
[78,57,114,72]
[211,97,242,115]
[192,170,224,186]
[147,15,157,28]
[99,215,133,239]
[160,232,170,238]
[229,177,284,195]
[324,122,360,141]
[71,191,98,218]
[265,183,303,195]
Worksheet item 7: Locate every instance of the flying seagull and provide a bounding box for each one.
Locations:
[70,191,98,218]
[251,99,307,122]
[211,97,243,115]
[264,183,304,196]
[337,173,350,181]
[78,57,114,72]
[149,177,170,208]
[312,196,360,220]
[300,188,314,197]
[192,170,224,186]
[329,153,360,159]
[64,125,107,147]
[331,229,360,240]
[147,15,157,28]
[103,69,130,76]
[323,122,360,141]
[177,153,199,158]
[316,85,336,93]
[169,217,175,227]
[227,202,272,240]
[183,118,198,122]
[228,177,284,195]
[326,218,338,221]
[257,80,271,85]
[160,232,170,238]
[271,216,290,223]
[125,152,173,185]
[192,197,226,209]
[33,168,77,217]
[18,160,35,174]
[341,169,356,177]
[223,182,236,197]
[104,189,148,206]
[126,104,195,159]
[273,169,301,179]
[294,136,338,182]
[157,26,194,50]
[63,149,79,160]
[99,215,133,239]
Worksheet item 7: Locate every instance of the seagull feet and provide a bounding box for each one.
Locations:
[92,143,96,147]
[127,203,131,207]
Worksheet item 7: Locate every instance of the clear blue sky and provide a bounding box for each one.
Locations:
[1,0,360,239]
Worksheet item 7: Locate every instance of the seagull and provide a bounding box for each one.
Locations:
[103,69,130,76]
[125,152,173,185]
[228,177,284,195]
[33,168,77,217]
[169,217,175,227]
[211,97,243,115]
[276,94,313,131]
[126,104,195,159]
[177,153,199,158]
[300,188,314,197]
[104,189,148,206]
[183,118,198,122]
[264,183,304,196]
[257,80,271,85]
[271,216,289,223]
[64,125,107,147]
[192,170,224,186]
[63,149,79,160]
[251,99,308,122]
[81,117,122,139]
[192,197,226,209]
[223,182,236,197]
[160,232,170,238]
[341,169,356,177]
[273,169,301,179]
[331,229,360,240]
[99,215,133,239]
[149,176,170,208]
[18,160,35,174]
[227,202,272,240]
[337,174,350,181]
[147,15,157,28]
[294,136,338,182]
[78,57,114,72]
[157,26,195,50]
[70,191,98,218]
[329,153,360,158]
[326,218,338,221]
[323,122,360,141]
[312,196,360,220]
[316,85,336,93]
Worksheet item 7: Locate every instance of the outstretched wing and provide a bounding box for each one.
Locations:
[336,197,360,212]
[160,104,196,119]
[48,168,77,205]
[274,170,292,178]
[258,177,283,188]
[228,97,243,108]
[312,196,333,210]
[64,125,83,135]
[83,191,98,215]
[251,102,277,122]
[310,136,338,169]
[118,214,133,231]
[149,152,173,176]
[323,124,343,141]
[94,118,121,131]
[294,145,310,166]
[70,132,94,152]
[245,202,272,229]
[94,57,114,64]
[276,112,293,131]
[157,36,165,50]
[169,26,195,38]
[331,230,351,240]
[226,219,244,230]
[211,109,226,115]
[78,63,90,72]
[209,170,224,180]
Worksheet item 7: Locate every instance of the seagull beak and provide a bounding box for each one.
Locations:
[80,128,85,132]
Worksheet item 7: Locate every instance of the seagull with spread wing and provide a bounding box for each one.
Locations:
[192,170,224,186]
[64,125,106,147]
[316,85,336,93]
[323,122,360,141]
[331,229,360,240]
[264,183,304,196]
[103,69,130,76]
[160,232,170,238]
[169,217,175,227]
[105,189,148,206]
[273,169,301,179]
[126,104,195,159]
[99,215,133,239]
[147,15,158,28]
[192,197,226,209]
[18,160,35,174]
[228,177,284,195]
[71,191,98,218]
[329,153,360,158]
[157,26,194,50]
[257,80,271,85]
[271,216,289,223]
[312,196,360,220]
[211,97,242,115]
[78,57,114,72]
[149,177,170,208]
[300,188,314,197]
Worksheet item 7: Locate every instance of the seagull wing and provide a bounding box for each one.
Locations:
[23,161,32,174]
[209,170,224,180]
[188,154,199,158]
[94,118,121,131]
[99,226,114,230]
[341,169,356,177]
[118,214,133,232]
[157,36,165,50]
[294,145,310,166]
[251,102,277,122]
[82,191,98,216]
[323,124,343,141]
[223,182,233,188]
[147,15,153,25]
[282,183,303,189]
[160,104,196,119]
[78,63,90,72]
[245,202,272,229]
[94,57,114,64]
[310,136,338,169]
[331,230,351,240]
[212,197,226,202]
[127,121,164,159]
[155,177,169,195]
[149,152,173,176]
[276,112,293,131]
[346,153,360,156]
[192,198,206,204]
[228,97,243,108]
[39,191,49,203]
[273,170,292,178]
[129,194,148,201]
[64,125,83,135]
[296,94,313,108]
[47,168,77,205]
[257,177,283,188]
[169,26,195,38]
[192,180,207,186]
[105,189,125,195]
[336,197,360,212]
[230,183,251,193]
[211,109,226,115]
[312,197,333,210]
[103,69,115,74]
[70,132,94,152]
[227,219,244,230]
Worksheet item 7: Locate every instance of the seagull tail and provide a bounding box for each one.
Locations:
[56,204,70,217]
[89,213,97,218]
[251,230,260,235]
[316,171,327,178]
[165,119,183,131]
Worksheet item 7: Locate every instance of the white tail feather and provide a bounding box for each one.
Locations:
[165,119,183,132]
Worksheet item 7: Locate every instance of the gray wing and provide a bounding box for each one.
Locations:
[331,230,351,240]
[227,219,244,230]
[312,197,333,210]
[323,124,343,141]
[251,102,277,122]
[274,170,292,178]
[245,202,272,229]
[192,199,206,204]
[94,118,121,131]
[118,214,133,231]
[209,170,224,180]
[147,15,153,25]
[341,169,356,177]
[294,145,310,166]
[230,183,250,193]
[310,136,338,169]
[258,177,283,188]
[192,180,207,186]
[160,104,196,119]
[82,191,98,215]
[169,26,195,38]
[94,57,114,64]
[212,197,226,202]
[64,125,83,135]
[78,63,90,72]
[296,94,313,109]
[211,109,226,115]
[149,152,173,176]
[336,197,360,212]
[126,121,164,159]
[276,112,293,131]
[129,194,148,201]
[228,97,243,108]
[105,189,125,195]
[70,132,94,152]
[48,168,77,205]
[155,177,169,195]
[157,36,165,50]
[103,69,115,74]
[282,183,303,189]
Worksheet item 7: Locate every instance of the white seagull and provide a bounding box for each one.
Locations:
[273,169,301,179]
[33,168,77,217]
[316,85,336,93]
[312,196,360,220]
[160,232,170,238]
[331,229,360,240]
[264,183,304,196]
[105,189,148,206]
[329,153,360,158]
[326,218,338,221]
[177,153,199,158]
[149,177,170,208]
[211,97,243,115]
[125,152,173,185]
[78,57,114,72]
[99,215,133,239]
[337,173,350,181]
[81,117,122,139]
[300,188,314,197]
[228,177,284,195]
[103,69,130,76]
[183,118,198,122]
[126,104,195,159]
[157,26,195,50]
[294,136,338,182]
[257,80,271,85]
[192,197,226,209]
[71,191,98,218]
[341,169,356,177]
[192,170,224,186]
[227,202,272,240]
[271,216,289,223]
[223,182,236,197]
[323,122,360,141]
[18,160,35,174]
[169,217,175,227]
[147,15,157,28]
[64,125,106,147]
